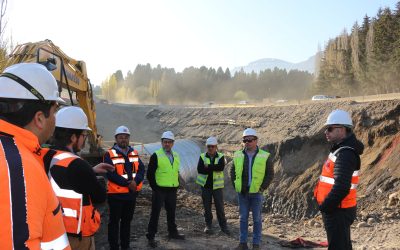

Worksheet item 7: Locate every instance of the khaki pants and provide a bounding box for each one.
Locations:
[68,235,95,250]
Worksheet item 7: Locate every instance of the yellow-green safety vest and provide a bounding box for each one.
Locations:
[155,148,180,187]
[233,149,269,193]
[196,153,225,189]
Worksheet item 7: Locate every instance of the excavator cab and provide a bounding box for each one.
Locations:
[4,39,104,163]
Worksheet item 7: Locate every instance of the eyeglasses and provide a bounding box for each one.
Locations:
[325,126,343,132]
[207,145,216,148]
[242,138,256,143]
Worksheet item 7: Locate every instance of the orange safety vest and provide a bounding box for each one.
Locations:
[314,146,359,208]
[49,150,101,236]
[0,119,70,250]
[107,148,142,193]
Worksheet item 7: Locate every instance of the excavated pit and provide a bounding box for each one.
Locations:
[96,100,400,219]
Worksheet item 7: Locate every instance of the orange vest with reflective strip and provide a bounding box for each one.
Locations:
[0,119,70,250]
[107,148,142,193]
[49,150,101,236]
[314,146,359,208]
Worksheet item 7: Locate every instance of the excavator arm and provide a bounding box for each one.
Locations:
[5,39,101,155]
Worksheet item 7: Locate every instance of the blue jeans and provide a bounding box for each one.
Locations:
[238,192,264,245]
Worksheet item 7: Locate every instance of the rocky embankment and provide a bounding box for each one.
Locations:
[95,99,400,249]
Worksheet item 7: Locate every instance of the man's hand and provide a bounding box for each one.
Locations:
[128,180,137,191]
[93,163,115,174]
[178,174,186,189]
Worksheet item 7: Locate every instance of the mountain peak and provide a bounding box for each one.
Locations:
[233,55,315,74]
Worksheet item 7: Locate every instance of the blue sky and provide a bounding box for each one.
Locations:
[6,0,399,85]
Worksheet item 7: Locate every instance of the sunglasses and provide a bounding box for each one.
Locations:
[207,145,216,148]
[325,126,343,132]
[242,138,256,143]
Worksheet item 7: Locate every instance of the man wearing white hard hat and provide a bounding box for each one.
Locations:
[146,131,185,248]
[103,125,145,250]
[231,128,274,250]
[314,110,364,250]
[46,106,114,250]
[0,63,69,249]
[196,137,229,235]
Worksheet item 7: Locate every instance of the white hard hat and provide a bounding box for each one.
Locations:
[56,106,91,130]
[325,109,353,127]
[115,125,130,136]
[243,128,257,138]
[161,131,175,140]
[0,63,64,103]
[206,137,218,146]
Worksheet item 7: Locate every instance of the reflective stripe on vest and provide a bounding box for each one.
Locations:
[49,151,83,234]
[0,135,29,249]
[314,146,359,208]
[40,232,69,250]
[107,148,142,193]
[233,149,269,193]
[155,148,180,187]
[196,153,224,189]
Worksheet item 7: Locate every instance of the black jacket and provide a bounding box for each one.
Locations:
[197,152,225,189]
[319,133,364,213]
[44,146,107,205]
[230,147,274,194]
[104,145,145,200]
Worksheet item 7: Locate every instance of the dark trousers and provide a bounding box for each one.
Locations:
[201,187,227,229]
[322,207,356,250]
[146,189,178,240]
[108,194,137,250]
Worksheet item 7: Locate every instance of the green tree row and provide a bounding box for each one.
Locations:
[101,64,313,104]
[314,2,400,96]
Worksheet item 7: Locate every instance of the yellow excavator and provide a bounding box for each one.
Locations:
[4,39,103,161]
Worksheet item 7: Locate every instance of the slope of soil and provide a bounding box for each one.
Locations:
[94,99,400,249]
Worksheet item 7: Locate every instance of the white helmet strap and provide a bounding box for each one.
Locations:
[0,72,47,102]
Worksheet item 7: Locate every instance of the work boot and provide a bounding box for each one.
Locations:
[148,239,157,248]
[168,232,185,240]
[204,224,213,234]
[220,227,230,236]
[252,244,260,250]
[234,243,249,250]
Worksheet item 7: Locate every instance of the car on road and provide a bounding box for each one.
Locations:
[311,95,337,101]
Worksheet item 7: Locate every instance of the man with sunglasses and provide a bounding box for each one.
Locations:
[314,109,364,250]
[231,128,274,250]
[196,137,229,235]
[45,106,115,250]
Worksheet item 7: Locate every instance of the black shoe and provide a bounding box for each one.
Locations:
[168,233,185,240]
[148,239,157,248]
[234,243,249,250]
[221,227,230,236]
[204,225,213,234]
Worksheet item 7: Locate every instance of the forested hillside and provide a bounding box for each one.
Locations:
[314,3,400,96]
[100,65,313,104]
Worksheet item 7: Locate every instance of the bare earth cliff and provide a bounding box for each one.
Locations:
[95,99,400,249]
